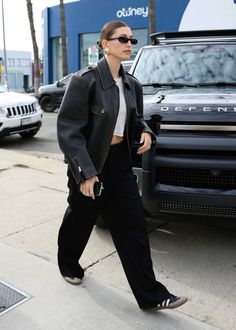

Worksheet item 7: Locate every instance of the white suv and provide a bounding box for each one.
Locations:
[0,86,43,138]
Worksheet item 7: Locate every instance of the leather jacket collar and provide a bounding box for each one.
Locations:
[97,57,131,90]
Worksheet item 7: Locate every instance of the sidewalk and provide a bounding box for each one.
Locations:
[0,149,228,329]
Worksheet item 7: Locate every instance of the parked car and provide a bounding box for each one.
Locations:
[38,63,135,113]
[25,85,35,93]
[38,74,73,112]
[129,29,236,221]
[0,87,42,138]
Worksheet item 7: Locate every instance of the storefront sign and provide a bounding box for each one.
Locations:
[116,7,149,18]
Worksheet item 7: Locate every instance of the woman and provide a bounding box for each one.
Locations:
[57,20,187,311]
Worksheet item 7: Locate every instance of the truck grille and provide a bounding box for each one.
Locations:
[6,104,36,118]
[158,202,236,217]
[157,167,236,189]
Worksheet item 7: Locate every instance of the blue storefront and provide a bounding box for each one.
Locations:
[42,0,189,84]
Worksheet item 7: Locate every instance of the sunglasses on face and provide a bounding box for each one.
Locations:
[108,36,138,45]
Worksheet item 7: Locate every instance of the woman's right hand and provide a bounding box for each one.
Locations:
[80,176,99,200]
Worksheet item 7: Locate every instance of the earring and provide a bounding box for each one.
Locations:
[104,48,110,55]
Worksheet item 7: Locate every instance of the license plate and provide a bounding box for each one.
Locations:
[21,117,32,125]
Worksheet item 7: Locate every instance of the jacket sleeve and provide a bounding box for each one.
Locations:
[57,73,97,184]
[135,80,156,143]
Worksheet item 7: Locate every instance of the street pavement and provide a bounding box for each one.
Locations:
[0,148,235,330]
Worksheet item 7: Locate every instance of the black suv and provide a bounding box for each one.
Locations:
[38,74,72,112]
[130,30,236,221]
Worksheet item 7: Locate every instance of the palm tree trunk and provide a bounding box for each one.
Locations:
[149,0,155,43]
[26,0,40,95]
[59,0,68,77]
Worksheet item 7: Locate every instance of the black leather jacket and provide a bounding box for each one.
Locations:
[57,57,154,184]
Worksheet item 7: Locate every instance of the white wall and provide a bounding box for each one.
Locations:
[179,0,236,31]
[0,49,32,91]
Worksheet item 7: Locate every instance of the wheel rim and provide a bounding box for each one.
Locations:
[41,96,55,112]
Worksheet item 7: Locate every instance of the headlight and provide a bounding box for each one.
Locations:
[0,107,6,115]
[33,101,41,112]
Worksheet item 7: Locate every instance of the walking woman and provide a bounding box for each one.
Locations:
[57,20,187,311]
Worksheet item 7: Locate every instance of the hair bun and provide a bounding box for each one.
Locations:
[97,40,102,49]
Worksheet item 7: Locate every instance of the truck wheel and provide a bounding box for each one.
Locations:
[40,95,56,112]
[19,128,39,138]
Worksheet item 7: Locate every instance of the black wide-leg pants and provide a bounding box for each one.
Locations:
[58,141,171,308]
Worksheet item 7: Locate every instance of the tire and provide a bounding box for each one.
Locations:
[19,128,39,138]
[40,95,56,112]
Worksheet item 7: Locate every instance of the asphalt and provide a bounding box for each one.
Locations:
[0,148,235,330]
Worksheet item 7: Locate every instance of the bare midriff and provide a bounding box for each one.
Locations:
[111,135,124,145]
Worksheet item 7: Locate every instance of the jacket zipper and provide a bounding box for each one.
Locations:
[100,84,120,168]
[124,86,131,156]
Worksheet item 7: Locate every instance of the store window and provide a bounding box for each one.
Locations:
[7,58,15,67]
[130,29,148,59]
[52,37,62,82]
[80,28,147,68]
[8,72,24,91]
[80,32,100,69]
[17,58,31,67]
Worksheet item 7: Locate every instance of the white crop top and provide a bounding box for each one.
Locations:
[113,77,127,137]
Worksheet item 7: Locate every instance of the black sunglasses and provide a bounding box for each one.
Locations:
[108,36,138,45]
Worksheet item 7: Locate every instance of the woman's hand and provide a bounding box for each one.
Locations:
[137,132,153,154]
[80,176,99,200]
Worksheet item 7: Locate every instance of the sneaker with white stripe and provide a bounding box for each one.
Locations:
[155,295,188,311]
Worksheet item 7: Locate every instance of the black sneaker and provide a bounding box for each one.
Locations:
[155,295,188,311]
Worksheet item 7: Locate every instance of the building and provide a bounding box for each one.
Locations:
[42,0,236,84]
[42,0,192,84]
[0,50,32,92]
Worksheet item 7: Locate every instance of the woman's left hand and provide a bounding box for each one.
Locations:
[137,132,153,154]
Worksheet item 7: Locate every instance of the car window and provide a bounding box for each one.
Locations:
[133,44,236,85]
[60,74,72,86]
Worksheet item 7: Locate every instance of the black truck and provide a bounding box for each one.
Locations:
[38,74,73,112]
[130,29,236,221]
